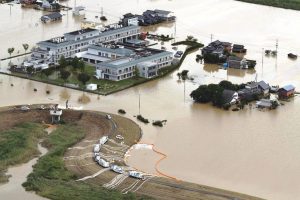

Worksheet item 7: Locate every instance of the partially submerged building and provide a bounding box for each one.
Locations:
[120,9,176,26]
[41,12,62,23]
[31,25,140,64]
[278,85,295,98]
[95,47,173,81]
[238,81,270,101]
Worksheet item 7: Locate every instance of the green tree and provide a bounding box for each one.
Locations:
[58,55,67,68]
[8,47,15,58]
[26,66,34,75]
[190,85,211,103]
[78,60,85,72]
[219,80,236,90]
[71,57,79,70]
[77,73,90,86]
[134,67,140,79]
[42,68,53,79]
[60,69,71,82]
[22,44,29,53]
[208,84,224,107]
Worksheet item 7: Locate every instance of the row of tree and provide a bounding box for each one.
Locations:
[7,44,30,58]
[41,56,91,87]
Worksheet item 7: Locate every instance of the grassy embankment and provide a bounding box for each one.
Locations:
[236,0,300,10]
[158,40,204,75]
[0,123,46,183]
[22,122,151,200]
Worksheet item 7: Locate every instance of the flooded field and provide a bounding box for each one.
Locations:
[1,0,300,199]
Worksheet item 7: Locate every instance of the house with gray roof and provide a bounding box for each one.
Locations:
[76,44,135,65]
[41,12,62,23]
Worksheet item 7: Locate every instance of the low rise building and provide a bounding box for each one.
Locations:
[41,12,62,23]
[31,25,141,64]
[278,85,295,98]
[95,47,173,81]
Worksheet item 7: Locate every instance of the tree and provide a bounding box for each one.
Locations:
[77,73,90,86]
[219,80,236,90]
[60,69,71,82]
[78,60,85,72]
[58,55,67,68]
[134,67,140,79]
[22,44,29,53]
[8,47,15,58]
[42,68,53,78]
[26,66,34,75]
[208,84,224,107]
[186,35,194,41]
[71,56,79,69]
[190,85,211,103]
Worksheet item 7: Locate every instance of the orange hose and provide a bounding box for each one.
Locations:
[125,142,181,182]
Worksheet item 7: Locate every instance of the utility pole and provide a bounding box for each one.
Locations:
[262,48,264,78]
[8,3,13,15]
[275,39,278,70]
[183,80,186,103]
[210,34,213,43]
[138,93,141,115]
[101,7,104,17]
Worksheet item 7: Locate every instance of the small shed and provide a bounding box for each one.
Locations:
[278,85,295,98]
[86,84,97,91]
[227,56,247,69]
[50,104,62,124]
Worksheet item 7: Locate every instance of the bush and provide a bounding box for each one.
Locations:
[118,109,126,114]
[152,121,163,127]
[137,115,149,124]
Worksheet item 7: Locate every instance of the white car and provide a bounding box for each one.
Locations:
[106,114,112,120]
[129,171,144,180]
[110,165,124,174]
[93,144,101,153]
[20,105,30,111]
[99,136,108,145]
[98,159,110,168]
[94,155,101,162]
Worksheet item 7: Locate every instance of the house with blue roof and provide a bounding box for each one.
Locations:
[278,85,295,98]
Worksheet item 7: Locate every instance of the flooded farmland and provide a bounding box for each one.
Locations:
[1,0,300,199]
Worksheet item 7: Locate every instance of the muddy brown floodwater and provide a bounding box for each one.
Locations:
[0,144,48,200]
[1,0,300,200]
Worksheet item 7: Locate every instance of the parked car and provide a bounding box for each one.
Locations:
[106,114,112,120]
[21,105,30,111]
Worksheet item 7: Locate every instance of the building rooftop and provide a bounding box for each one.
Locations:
[258,80,270,90]
[154,9,172,15]
[281,84,295,91]
[90,45,135,56]
[37,25,140,48]
[99,50,172,69]
[42,12,62,19]
[66,28,98,36]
